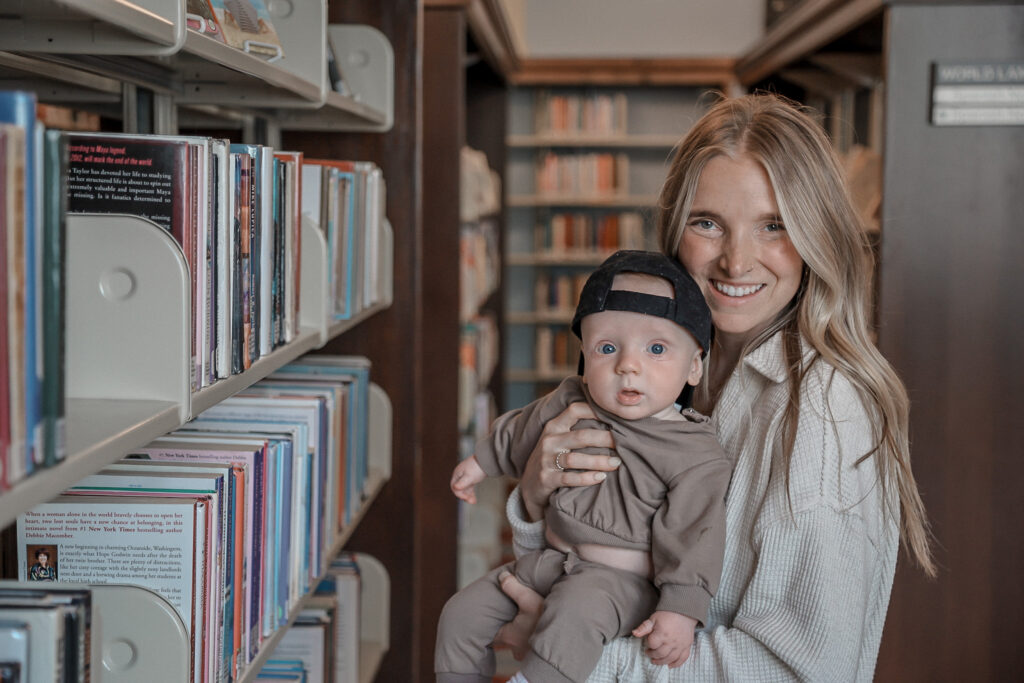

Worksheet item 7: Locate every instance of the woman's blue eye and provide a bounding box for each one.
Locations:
[599,343,616,354]
[649,343,666,355]
[764,222,785,232]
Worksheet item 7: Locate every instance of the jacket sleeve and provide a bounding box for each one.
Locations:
[651,452,732,623]
[475,378,578,478]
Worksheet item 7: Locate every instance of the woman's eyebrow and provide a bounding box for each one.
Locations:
[688,209,783,223]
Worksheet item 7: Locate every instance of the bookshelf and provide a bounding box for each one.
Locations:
[737,3,1024,681]
[504,84,709,408]
[0,1,396,680]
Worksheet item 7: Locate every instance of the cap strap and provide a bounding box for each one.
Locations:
[603,290,676,319]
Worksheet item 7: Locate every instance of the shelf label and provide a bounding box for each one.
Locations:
[931,62,1024,126]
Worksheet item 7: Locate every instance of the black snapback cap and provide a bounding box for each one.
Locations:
[571,250,712,356]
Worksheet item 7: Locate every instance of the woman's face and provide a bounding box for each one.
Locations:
[677,153,804,346]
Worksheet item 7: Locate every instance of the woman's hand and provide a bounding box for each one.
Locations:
[519,401,621,522]
[492,570,544,660]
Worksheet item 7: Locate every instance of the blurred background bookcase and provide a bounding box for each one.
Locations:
[502,68,735,410]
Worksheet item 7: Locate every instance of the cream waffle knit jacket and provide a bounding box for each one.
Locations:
[507,330,899,682]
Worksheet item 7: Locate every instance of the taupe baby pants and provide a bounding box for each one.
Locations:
[435,548,658,683]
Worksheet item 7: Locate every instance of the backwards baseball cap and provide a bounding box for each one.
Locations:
[572,250,712,355]
[572,251,712,408]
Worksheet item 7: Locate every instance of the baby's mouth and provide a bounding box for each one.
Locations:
[618,388,643,405]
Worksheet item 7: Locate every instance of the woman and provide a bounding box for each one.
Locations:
[496,94,935,681]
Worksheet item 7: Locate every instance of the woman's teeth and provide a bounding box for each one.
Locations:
[714,281,764,297]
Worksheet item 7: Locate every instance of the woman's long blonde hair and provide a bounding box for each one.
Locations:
[659,93,935,577]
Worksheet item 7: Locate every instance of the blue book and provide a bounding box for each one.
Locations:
[278,357,371,524]
[0,91,40,474]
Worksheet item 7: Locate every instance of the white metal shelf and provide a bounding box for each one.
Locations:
[0,6,393,131]
[0,0,186,56]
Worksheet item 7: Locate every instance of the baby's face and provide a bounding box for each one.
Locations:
[580,306,703,421]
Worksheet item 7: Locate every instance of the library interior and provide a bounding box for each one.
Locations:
[0,1,1021,682]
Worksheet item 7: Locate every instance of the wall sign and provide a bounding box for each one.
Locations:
[931,62,1024,126]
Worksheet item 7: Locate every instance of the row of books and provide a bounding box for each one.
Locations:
[301,158,387,322]
[535,151,630,196]
[0,88,388,491]
[460,146,501,223]
[262,553,365,683]
[535,326,581,377]
[459,219,500,322]
[0,584,92,682]
[533,211,648,253]
[15,355,377,683]
[533,91,629,137]
[458,314,499,435]
[534,272,589,315]
[1,92,68,490]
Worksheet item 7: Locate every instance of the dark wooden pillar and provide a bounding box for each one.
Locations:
[875,4,1024,681]
[285,1,459,681]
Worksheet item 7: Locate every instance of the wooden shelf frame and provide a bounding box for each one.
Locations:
[735,0,884,86]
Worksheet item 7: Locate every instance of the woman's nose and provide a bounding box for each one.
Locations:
[720,233,754,277]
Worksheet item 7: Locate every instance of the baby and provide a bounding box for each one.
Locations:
[436,250,733,683]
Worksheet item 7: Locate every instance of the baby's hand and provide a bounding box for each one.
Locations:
[632,610,698,669]
[450,455,487,503]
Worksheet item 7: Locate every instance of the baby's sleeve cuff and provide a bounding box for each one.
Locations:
[506,485,546,558]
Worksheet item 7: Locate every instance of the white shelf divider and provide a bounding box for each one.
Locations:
[356,552,390,683]
[0,581,191,683]
[0,0,186,55]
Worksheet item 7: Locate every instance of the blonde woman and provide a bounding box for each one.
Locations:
[495,93,934,681]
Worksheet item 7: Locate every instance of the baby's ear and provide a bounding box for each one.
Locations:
[686,349,704,386]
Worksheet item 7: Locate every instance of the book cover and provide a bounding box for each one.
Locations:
[0,604,65,682]
[2,123,27,487]
[211,138,231,381]
[186,0,228,44]
[258,147,274,358]
[273,152,302,344]
[68,466,227,683]
[41,129,67,467]
[151,431,270,667]
[0,92,40,477]
[230,144,261,367]
[0,127,12,489]
[229,151,249,373]
[16,495,208,679]
[64,133,200,387]
[132,440,258,677]
[209,0,286,62]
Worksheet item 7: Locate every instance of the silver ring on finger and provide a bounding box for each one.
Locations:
[555,448,569,471]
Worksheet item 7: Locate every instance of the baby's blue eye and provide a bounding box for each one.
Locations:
[649,343,666,355]
[599,343,616,355]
